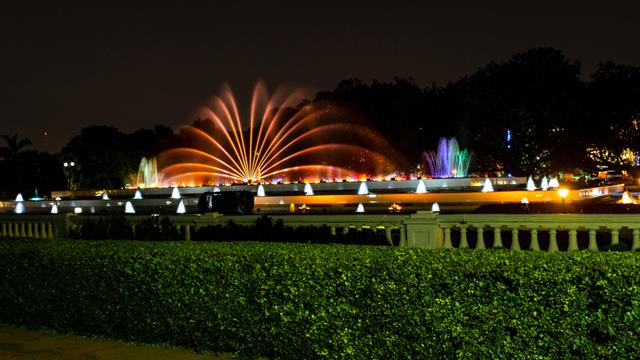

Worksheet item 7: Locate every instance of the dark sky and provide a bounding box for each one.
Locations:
[2,1,640,152]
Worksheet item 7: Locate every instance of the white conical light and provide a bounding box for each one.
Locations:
[541,176,549,191]
[549,178,560,188]
[356,203,365,213]
[133,190,143,200]
[51,204,58,214]
[527,176,536,191]
[101,192,109,200]
[304,183,314,196]
[481,178,494,192]
[415,180,427,194]
[431,202,440,213]
[176,199,186,214]
[14,202,25,214]
[15,193,24,202]
[213,186,221,192]
[257,184,266,197]
[74,207,82,214]
[357,181,369,195]
[171,186,181,199]
[124,201,135,214]
[521,197,529,204]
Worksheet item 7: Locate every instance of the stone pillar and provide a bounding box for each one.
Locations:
[19,223,26,238]
[588,229,598,251]
[568,228,578,251]
[530,228,540,251]
[9,223,16,237]
[633,229,640,251]
[400,227,407,247]
[1,222,7,237]
[476,227,485,249]
[47,223,54,239]
[493,227,503,248]
[342,226,350,235]
[511,228,520,250]
[40,223,47,239]
[403,211,439,248]
[26,223,33,238]
[460,226,468,248]
[385,227,392,245]
[443,227,452,249]
[611,229,619,245]
[331,226,337,236]
[548,229,558,252]
[184,224,191,241]
[33,222,40,238]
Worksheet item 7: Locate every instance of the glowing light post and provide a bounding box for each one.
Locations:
[558,188,569,213]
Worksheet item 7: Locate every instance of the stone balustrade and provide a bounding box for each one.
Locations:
[2,211,639,251]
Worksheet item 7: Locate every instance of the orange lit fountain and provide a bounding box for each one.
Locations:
[158,81,398,186]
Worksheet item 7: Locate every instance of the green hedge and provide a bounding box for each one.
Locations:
[1,240,639,359]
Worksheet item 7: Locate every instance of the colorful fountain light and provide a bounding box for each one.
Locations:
[159,81,397,185]
[423,137,471,178]
[132,157,162,188]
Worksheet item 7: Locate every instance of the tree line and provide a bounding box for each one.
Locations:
[2,47,639,196]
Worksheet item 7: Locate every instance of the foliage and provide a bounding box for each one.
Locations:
[1,241,639,359]
[69,214,134,240]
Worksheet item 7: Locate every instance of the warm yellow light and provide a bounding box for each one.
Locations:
[557,188,569,199]
[619,191,636,204]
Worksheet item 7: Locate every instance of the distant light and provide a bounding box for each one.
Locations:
[74,207,82,214]
[541,176,549,191]
[14,202,25,214]
[304,183,314,196]
[101,192,109,200]
[70,162,75,167]
[620,191,636,204]
[176,199,186,214]
[55,196,62,201]
[431,202,440,213]
[133,190,143,200]
[481,178,494,192]
[51,204,58,214]
[356,203,365,213]
[549,178,560,188]
[357,181,369,195]
[15,193,24,202]
[124,201,135,214]
[558,188,569,199]
[527,176,536,191]
[521,197,529,204]
[415,180,427,194]
[63,162,68,167]
[257,184,266,197]
[171,186,181,199]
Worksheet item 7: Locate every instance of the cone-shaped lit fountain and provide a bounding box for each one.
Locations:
[521,197,529,204]
[356,203,365,213]
[415,180,427,194]
[431,202,440,213]
[358,182,369,195]
[101,192,109,200]
[541,176,549,191]
[14,202,25,214]
[51,204,58,214]
[257,184,266,197]
[124,201,135,214]
[133,190,143,200]
[549,178,560,188]
[171,186,181,199]
[527,176,536,191]
[481,178,494,192]
[304,183,314,196]
[213,187,221,192]
[176,199,186,214]
[15,193,24,202]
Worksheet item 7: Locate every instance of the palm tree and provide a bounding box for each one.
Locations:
[0,134,32,161]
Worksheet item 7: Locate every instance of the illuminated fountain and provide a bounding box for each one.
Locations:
[101,192,109,200]
[304,183,314,196]
[358,181,369,195]
[527,176,536,191]
[124,201,135,214]
[176,200,186,214]
[257,184,266,197]
[423,138,470,178]
[415,180,427,194]
[481,178,494,192]
[171,186,181,199]
[133,157,162,188]
[541,176,549,191]
[356,203,365,213]
[620,191,636,204]
[159,81,397,185]
[15,193,24,202]
[549,178,560,188]
[51,204,58,214]
[133,190,143,200]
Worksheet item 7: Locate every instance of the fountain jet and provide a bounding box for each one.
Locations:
[124,201,135,214]
[304,183,314,196]
[424,138,471,178]
[415,180,427,194]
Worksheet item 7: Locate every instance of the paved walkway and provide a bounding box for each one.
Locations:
[0,324,233,360]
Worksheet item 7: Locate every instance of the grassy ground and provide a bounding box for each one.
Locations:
[0,324,234,360]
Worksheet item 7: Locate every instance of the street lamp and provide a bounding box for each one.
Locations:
[558,188,569,212]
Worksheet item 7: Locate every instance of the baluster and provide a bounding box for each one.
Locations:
[443,227,452,249]
[530,228,540,251]
[26,223,33,238]
[568,228,578,251]
[33,222,40,238]
[47,223,53,239]
[588,229,598,251]
[633,229,640,251]
[385,227,392,245]
[40,223,47,239]
[493,227,503,248]
[459,225,468,248]
[548,229,558,252]
[511,228,520,250]
[476,226,485,249]
[611,229,619,245]
[400,227,406,247]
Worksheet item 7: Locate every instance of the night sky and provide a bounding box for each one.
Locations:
[2,2,639,153]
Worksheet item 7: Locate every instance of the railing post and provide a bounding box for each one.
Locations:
[40,223,47,239]
[384,227,392,245]
[588,229,598,251]
[399,226,406,247]
[548,229,558,252]
[611,229,619,245]
[511,228,520,250]
[476,226,485,249]
[331,226,337,236]
[443,227,452,249]
[19,223,26,238]
[568,228,578,251]
[184,224,191,241]
[1,222,7,237]
[459,225,468,248]
[26,222,33,238]
[530,228,540,251]
[47,223,54,239]
[493,226,503,248]
[633,229,640,251]
[33,222,40,238]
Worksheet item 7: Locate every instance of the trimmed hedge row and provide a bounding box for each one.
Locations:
[1,240,639,359]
